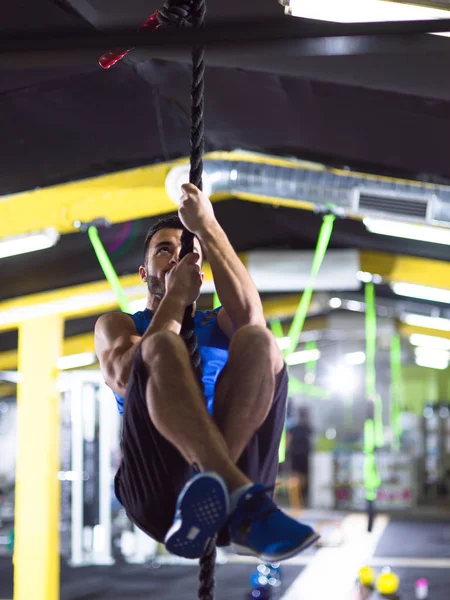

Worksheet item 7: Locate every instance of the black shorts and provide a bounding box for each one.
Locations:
[291,454,309,477]
[114,345,288,547]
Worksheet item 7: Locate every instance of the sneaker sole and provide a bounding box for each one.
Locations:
[231,532,320,562]
[164,472,229,559]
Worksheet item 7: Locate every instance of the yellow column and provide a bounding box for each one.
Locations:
[14,314,63,600]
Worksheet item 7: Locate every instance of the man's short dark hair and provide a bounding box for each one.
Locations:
[143,215,184,263]
[143,215,204,265]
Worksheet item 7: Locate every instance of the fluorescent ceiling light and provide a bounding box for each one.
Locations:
[344,351,366,365]
[346,300,364,312]
[276,336,292,351]
[409,333,450,351]
[357,271,383,284]
[357,271,373,284]
[328,366,358,394]
[414,347,449,370]
[283,0,450,29]
[329,297,342,308]
[0,228,60,259]
[391,282,450,304]
[363,218,450,245]
[57,352,97,370]
[415,355,448,369]
[402,313,450,331]
[415,346,449,360]
[286,349,321,366]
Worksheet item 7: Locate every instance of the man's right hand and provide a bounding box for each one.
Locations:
[165,252,203,306]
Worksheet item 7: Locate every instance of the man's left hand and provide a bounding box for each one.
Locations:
[178,183,216,235]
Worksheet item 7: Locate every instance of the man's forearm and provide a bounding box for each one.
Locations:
[146,293,186,337]
[197,221,264,328]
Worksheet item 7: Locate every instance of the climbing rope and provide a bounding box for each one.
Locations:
[157,4,215,596]
[99,1,215,595]
[157,0,206,384]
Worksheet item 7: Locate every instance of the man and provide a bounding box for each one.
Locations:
[95,183,318,560]
[287,408,312,510]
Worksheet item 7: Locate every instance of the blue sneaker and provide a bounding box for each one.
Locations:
[229,484,319,561]
[164,471,229,559]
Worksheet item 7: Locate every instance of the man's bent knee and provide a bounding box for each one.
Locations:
[230,325,283,373]
[140,330,185,363]
[232,324,272,346]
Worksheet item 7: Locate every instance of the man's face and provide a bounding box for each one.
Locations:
[140,228,203,298]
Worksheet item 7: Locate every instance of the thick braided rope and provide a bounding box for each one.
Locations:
[158,3,216,600]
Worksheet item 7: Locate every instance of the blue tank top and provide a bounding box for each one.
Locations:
[112,307,229,416]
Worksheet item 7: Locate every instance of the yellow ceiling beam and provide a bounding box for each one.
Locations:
[0,383,16,398]
[0,248,448,333]
[0,350,18,371]
[360,250,450,289]
[0,262,215,333]
[263,294,303,320]
[398,323,450,341]
[0,151,320,240]
[2,148,437,241]
[0,273,143,332]
[0,333,96,371]
[0,294,326,370]
[1,161,175,239]
[0,278,310,333]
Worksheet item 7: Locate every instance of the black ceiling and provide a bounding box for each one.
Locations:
[1,0,450,348]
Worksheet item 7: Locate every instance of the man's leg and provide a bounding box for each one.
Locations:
[137,330,317,561]
[213,325,284,463]
[141,330,250,492]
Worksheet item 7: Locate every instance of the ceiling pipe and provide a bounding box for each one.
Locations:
[167,156,450,226]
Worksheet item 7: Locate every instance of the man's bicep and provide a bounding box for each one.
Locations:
[94,313,140,372]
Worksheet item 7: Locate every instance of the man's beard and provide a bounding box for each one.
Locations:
[147,275,165,298]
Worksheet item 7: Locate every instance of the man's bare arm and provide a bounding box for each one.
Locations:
[178,184,265,333]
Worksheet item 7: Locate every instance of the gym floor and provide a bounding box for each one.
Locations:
[1,513,449,600]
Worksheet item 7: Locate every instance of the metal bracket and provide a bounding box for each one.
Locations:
[73,218,111,232]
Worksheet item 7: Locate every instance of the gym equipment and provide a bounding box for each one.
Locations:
[415,578,429,600]
[375,568,400,596]
[358,566,375,587]
[59,371,120,566]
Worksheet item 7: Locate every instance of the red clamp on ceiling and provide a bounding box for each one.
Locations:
[99,9,160,69]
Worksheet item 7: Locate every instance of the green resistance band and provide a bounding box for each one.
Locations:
[287,214,335,354]
[390,333,403,450]
[268,319,288,462]
[363,282,382,514]
[270,319,284,340]
[88,226,131,313]
[213,291,220,310]
[365,282,383,448]
[272,214,336,462]
[305,340,318,377]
